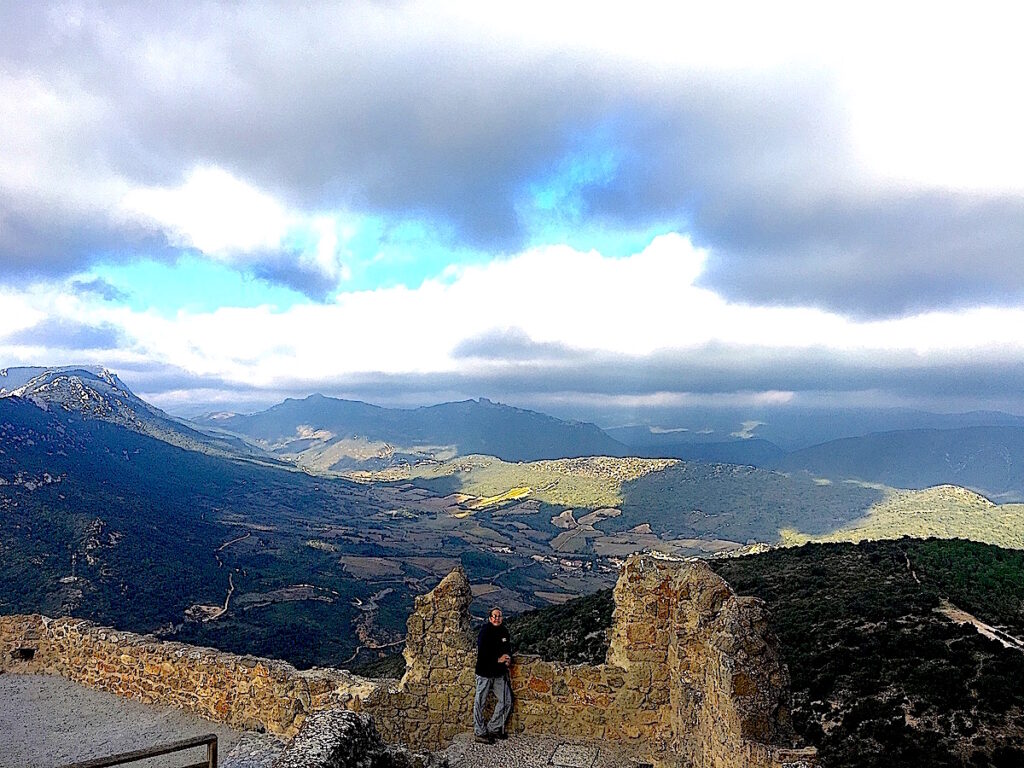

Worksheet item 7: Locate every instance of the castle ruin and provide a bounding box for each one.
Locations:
[0,554,816,767]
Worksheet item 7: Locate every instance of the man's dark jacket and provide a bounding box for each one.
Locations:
[475,622,512,678]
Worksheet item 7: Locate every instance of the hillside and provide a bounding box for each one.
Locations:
[0,395,377,665]
[195,394,626,469]
[369,456,1024,558]
[511,539,1024,768]
[0,366,284,467]
[612,420,1024,502]
[776,426,1024,501]
[357,454,886,556]
[782,485,1024,550]
[0,396,624,667]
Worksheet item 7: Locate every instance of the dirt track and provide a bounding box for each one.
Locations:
[937,600,1024,653]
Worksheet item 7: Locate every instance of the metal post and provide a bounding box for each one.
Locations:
[207,738,218,768]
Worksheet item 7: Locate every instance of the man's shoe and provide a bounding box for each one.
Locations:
[489,730,508,740]
[474,734,495,745]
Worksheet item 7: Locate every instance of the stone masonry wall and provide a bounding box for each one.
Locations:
[365,555,818,768]
[609,556,813,768]
[0,614,375,739]
[0,554,817,767]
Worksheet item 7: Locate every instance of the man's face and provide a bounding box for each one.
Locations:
[489,609,503,626]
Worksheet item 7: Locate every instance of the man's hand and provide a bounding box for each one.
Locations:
[498,654,511,666]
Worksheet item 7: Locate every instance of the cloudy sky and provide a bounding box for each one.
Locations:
[2,1,1024,424]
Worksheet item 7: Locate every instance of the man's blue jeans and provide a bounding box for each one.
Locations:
[473,673,512,736]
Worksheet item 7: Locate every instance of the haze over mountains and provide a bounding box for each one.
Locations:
[196,394,626,469]
[6,365,1024,505]
[193,379,1024,501]
[9,365,1024,502]
[776,427,1024,502]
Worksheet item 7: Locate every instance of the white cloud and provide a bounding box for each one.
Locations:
[6,228,1024,416]
[4,1,1022,317]
[8,233,1017,390]
[447,1,1024,193]
[839,6,1024,193]
[0,289,46,337]
[0,71,125,210]
[117,167,357,288]
[119,166,292,256]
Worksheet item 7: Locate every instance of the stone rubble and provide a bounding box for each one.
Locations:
[442,732,642,768]
[273,710,446,768]
[223,732,288,768]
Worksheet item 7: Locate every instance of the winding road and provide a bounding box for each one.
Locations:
[203,573,235,622]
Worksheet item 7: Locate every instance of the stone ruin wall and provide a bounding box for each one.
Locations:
[0,614,375,739]
[0,554,817,767]
[365,554,817,768]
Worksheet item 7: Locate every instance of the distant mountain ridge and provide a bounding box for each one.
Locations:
[196,394,627,469]
[0,366,284,466]
[610,406,1024,452]
[612,418,1024,500]
[606,425,787,466]
[776,425,1024,501]
[11,365,1024,498]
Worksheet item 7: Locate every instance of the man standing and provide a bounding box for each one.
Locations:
[473,606,512,744]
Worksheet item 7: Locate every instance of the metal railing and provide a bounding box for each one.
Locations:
[57,734,217,768]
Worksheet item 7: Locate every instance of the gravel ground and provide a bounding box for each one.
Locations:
[0,673,644,768]
[442,732,644,768]
[0,674,280,768]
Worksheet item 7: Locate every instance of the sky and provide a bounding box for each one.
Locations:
[2,1,1024,426]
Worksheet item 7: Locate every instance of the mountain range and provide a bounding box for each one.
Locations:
[772,426,1024,502]
[613,420,1024,502]
[607,406,1024,451]
[10,366,1024,501]
[5,364,1024,768]
[194,393,627,469]
[0,367,641,667]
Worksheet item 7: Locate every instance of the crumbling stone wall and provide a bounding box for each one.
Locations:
[0,614,374,738]
[365,555,817,768]
[609,556,813,767]
[0,554,817,767]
